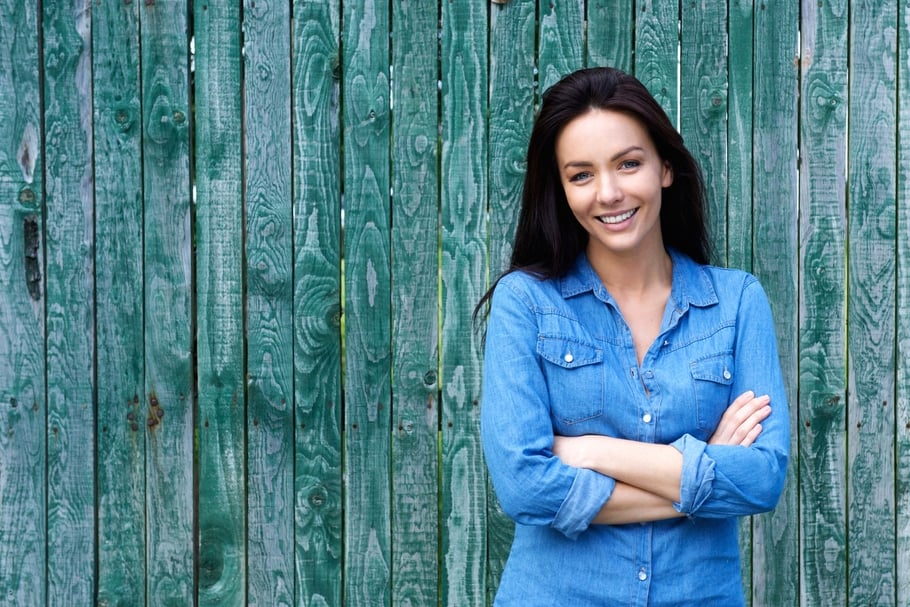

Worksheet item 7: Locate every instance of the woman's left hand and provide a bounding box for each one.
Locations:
[552,435,600,469]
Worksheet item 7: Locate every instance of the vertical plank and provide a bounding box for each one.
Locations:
[93,0,146,603]
[798,1,848,605]
[537,0,584,92]
[897,3,910,603]
[42,0,95,603]
[194,1,245,604]
[751,2,800,605]
[244,0,295,604]
[140,0,195,602]
[342,1,393,603]
[586,0,634,72]
[487,2,535,600]
[291,0,343,603]
[390,2,440,605]
[680,0,727,262]
[0,0,44,604]
[634,0,679,119]
[847,2,898,604]
[726,0,753,272]
[440,2,487,605]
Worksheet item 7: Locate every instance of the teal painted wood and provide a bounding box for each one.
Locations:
[0,0,44,604]
[139,1,195,603]
[797,1,848,605]
[751,2,800,605]
[243,0,295,604]
[537,0,584,92]
[634,0,679,120]
[440,3,488,605]
[586,0,633,72]
[726,0,753,272]
[680,1,727,263]
[487,2,535,600]
[390,2,440,605]
[342,1,393,604]
[92,0,146,603]
[291,0,343,603]
[194,2,245,605]
[42,0,96,603]
[847,2,898,604]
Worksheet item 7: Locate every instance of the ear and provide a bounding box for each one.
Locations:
[661,161,673,188]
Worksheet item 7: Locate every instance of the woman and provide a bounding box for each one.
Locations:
[478,67,789,606]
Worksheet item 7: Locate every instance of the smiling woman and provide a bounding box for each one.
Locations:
[475,67,790,607]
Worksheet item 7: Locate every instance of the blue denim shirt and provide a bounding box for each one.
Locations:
[481,250,789,606]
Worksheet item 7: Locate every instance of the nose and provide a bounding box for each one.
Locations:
[596,173,622,204]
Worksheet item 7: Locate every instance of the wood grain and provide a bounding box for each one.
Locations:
[537,0,584,92]
[586,0,633,72]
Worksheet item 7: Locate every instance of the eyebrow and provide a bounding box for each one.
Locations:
[561,145,646,170]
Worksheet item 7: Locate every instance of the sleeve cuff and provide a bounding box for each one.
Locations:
[551,468,616,539]
[670,434,715,515]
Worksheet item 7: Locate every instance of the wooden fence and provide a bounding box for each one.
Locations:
[0,0,908,605]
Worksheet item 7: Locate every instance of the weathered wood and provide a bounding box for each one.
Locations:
[92,0,146,603]
[390,2,440,606]
[486,1,535,599]
[291,0,344,604]
[194,1,245,605]
[798,2,848,605]
[680,0,727,262]
[0,1,44,604]
[586,0,633,72]
[726,0,754,272]
[441,3,488,605]
[751,2,800,606]
[537,0,584,92]
[847,2,897,604]
[634,0,678,119]
[42,0,96,603]
[140,1,195,603]
[243,0,295,604]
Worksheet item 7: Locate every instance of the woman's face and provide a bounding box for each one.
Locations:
[555,108,672,264]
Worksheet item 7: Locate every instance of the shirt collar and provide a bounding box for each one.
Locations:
[558,249,719,311]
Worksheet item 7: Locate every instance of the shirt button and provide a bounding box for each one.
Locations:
[644,370,654,379]
[638,568,647,581]
[564,353,574,363]
[642,413,652,423]
[723,368,732,380]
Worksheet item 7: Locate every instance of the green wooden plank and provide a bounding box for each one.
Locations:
[898,3,910,602]
[342,1,393,603]
[291,0,343,603]
[140,1,195,603]
[0,0,44,603]
[680,1,727,263]
[797,1,848,605]
[194,1,245,605]
[486,2,534,600]
[390,2,440,605]
[726,0,753,271]
[243,0,295,604]
[440,2,487,605]
[42,0,96,603]
[847,1,897,604]
[92,0,146,603]
[634,0,678,120]
[537,0,584,92]
[585,0,633,72]
[751,2,800,605]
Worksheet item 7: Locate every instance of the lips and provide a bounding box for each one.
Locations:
[596,208,638,225]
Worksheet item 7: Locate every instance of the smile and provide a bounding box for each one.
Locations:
[597,208,638,224]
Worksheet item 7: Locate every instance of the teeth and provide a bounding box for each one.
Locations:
[598,208,636,224]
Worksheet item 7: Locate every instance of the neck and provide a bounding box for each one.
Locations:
[588,245,673,300]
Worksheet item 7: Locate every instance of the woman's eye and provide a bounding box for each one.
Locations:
[569,171,592,182]
[620,160,640,170]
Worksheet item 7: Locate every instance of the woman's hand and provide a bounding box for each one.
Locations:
[551,434,599,469]
[709,390,771,447]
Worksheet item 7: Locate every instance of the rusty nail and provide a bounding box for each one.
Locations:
[18,188,35,204]
[156,408,164,419]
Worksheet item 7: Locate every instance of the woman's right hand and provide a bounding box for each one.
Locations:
[708,390,771,447]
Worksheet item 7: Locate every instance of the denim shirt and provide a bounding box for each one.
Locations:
[481,250,790,607]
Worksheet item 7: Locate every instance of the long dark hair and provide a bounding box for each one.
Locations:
[475,67,710,319]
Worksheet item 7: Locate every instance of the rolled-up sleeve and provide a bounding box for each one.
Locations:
[671,278,790,517]
[480,276,616,539]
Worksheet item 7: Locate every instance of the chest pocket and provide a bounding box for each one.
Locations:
[690,351,735,435]
[538,335,604,425]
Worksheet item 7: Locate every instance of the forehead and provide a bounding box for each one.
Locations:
[555,109,657,159]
